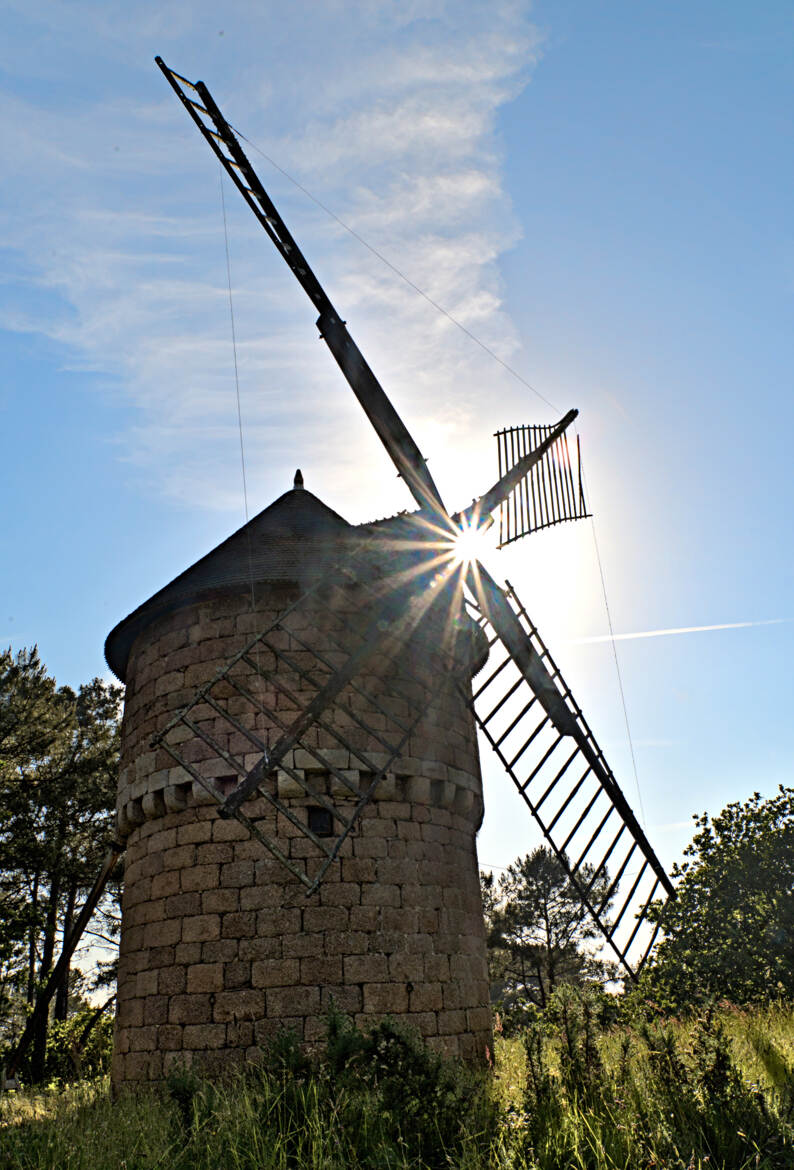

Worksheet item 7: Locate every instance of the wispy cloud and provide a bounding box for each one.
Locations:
[571,619,787,646]
[2,1,541,520]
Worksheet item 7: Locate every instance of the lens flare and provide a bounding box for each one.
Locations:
[451,520,489,566]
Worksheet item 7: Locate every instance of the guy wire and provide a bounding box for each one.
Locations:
[221,135,646,819]
[580,455,647,830]
[234,127,559,413]
[219,166,259,632]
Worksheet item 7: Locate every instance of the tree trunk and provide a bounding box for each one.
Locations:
[26,871,40,1005]
[54,880,76,1021]
[30,871,60,1082]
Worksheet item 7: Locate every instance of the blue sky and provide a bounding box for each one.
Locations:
[1,1,791,878]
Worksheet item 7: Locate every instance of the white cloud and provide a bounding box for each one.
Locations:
[2,0,541,521]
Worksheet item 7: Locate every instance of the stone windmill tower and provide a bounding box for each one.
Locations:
[105,478,493,1085]
[97,60,676,1090]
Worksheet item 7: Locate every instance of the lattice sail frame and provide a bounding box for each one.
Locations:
[151,545,460,894]
[463,579,671,980]
[496,423,590,547]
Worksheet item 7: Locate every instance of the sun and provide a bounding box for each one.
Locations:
[450,519,492,566]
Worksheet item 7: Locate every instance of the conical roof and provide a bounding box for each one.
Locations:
[105,481,352,682]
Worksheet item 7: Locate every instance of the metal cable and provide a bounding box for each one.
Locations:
[581,457,647,830]
[234,128,560,414]
[219,133,646,832]
[219,166,263,687]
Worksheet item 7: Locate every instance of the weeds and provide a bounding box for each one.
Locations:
[2,999,792,1169]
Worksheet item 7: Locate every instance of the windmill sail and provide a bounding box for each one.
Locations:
[464,570,674,980]
[150,542,456,893]
[495,423,590,546]
[155,58,448,522]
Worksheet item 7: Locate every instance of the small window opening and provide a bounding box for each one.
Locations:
[307,805,334,837]
[214,774,239,797]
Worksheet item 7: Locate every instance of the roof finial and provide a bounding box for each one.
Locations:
[293,468,304,490]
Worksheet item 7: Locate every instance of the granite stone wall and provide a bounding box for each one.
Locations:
[112,587,492,1086]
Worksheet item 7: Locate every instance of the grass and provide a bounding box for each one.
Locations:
[1,999,792,1169]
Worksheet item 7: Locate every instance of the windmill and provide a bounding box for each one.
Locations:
[2,60,675,1088]
[151,55,673,966]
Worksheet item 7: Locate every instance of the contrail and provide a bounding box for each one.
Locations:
[570,618,786,646]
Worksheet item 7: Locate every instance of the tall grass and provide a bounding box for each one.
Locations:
[2,999,792,1169]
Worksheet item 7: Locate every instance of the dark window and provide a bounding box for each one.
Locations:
[307,805,334,837]
[214,774,239,797]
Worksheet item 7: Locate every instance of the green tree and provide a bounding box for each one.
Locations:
[0,646,122,1080]
[481,847,615,1024]
[641,786,794,1009]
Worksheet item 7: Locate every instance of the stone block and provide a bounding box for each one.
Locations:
[275,771,302,800]
[183,1023,227,1050]
[410,983,443,1012]
[303,905,348,933]
[147,827,178,853]
[226,1019,254,1048]
[177,819,213,845]
[147,945,176,969]
[341,858,376,884]
[180,864,220,893]
[221,911,256,939]
[150,870,181,900]
[142,791,166,819]
[186,963,225,994]
[348,903,378,931]
[239,883,285,911]
[169,994,212,1025]
[143,995,169,1026]
[213,988,264,1022]
[162,845,196,871]
[319,882,360,908]
[281,932,324,959]
[344,954,387,983]
[299,956,343,985]
[256,908,301,937]
[437,1009,466,1035]
[202,939,240,963]
[251,958,300,989]
[220,861,254,887]
[322,930,368,957]
[143,919,181,948]
[197,843,234,865]
[224,961,252,989]
[165,891,202,918]
[266,985,320,1017]
[239,936,281,961]
[164,784,190,813]
[202,888,239,914]
[173,943,202,966]
[157,1024,183,1051]
[128,1025,158,1052]
[213,818,248,843]
[408,1011,439,1037]
[361,883,399,908]
[117,997,144,1028]
[135,969,159,998]
[158,966,187,996]
[353,837,387,858]
[467,1005,493,1033]
[320,985,363,1014]
[388,953,425,983]
[182,914,221,943]
[192,780,217,807]
[406,777,432,804]
[363,983,408,1014]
